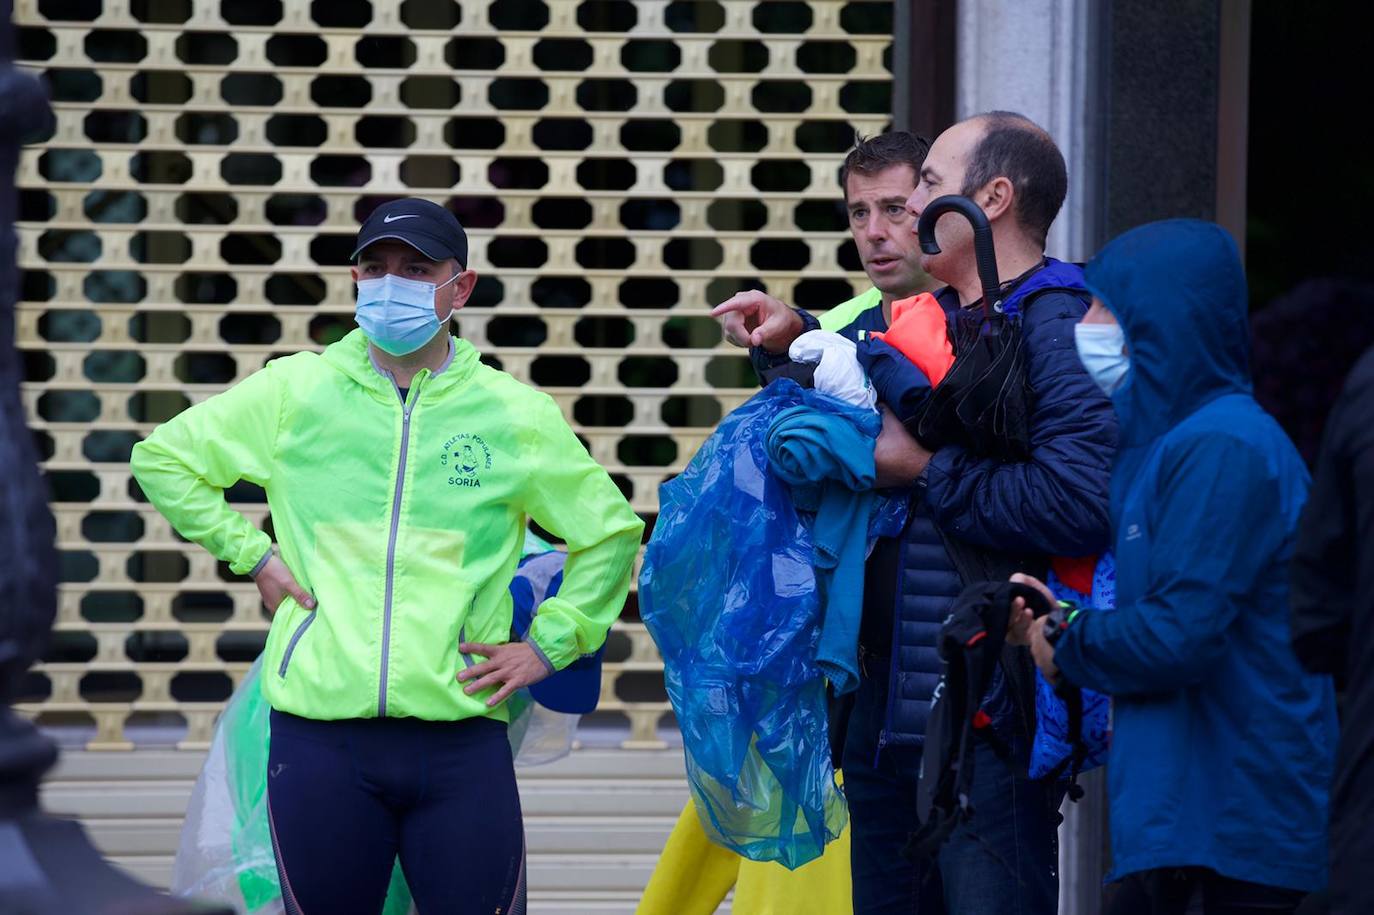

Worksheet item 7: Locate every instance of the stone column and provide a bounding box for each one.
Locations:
[955,0,1104,262]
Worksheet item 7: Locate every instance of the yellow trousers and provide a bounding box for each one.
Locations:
[636,800,852,915]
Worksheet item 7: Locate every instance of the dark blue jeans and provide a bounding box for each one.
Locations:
[842,667,1062,915]
[1105,868,1306,914]
[266,710,526,915]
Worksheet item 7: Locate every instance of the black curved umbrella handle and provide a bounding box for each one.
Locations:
[916,194,1002,315]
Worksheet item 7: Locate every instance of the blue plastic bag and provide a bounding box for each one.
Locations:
[641,380,899,869]
[1032,553,1115,780]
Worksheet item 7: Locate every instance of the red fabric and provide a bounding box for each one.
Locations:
[1051,555,1097,596]
[871,293,956,387]
[972,709,992,730]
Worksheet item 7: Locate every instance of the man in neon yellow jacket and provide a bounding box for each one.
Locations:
[131,198,643,915]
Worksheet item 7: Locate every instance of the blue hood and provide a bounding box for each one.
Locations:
[1085,220,1251,447]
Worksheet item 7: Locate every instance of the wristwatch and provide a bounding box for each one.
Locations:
[1042,599,1082,647]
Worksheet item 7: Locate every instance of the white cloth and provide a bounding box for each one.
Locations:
[789,330,877,411]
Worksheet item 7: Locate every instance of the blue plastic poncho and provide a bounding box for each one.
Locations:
[641,380,902,869]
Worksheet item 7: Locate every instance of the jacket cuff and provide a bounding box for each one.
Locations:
[748,308,822,383]
[1046,614,1091,688]
[525,599,584,670]
[922,444,964,499]
[524,636,557,676]
[230,532,274,578]
[247,546,274,579]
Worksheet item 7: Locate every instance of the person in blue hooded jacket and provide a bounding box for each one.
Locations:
[1009,219,1338,914]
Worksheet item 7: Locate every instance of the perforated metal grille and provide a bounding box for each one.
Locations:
[12,0,893,749]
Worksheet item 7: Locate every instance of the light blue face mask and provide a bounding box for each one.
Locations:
[1074,322,1131,396]
[355,272,461,356]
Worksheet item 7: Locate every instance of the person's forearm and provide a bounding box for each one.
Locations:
[873,406,933,488]
[874,441,930,488]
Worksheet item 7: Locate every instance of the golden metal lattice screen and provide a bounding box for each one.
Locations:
[12,0,893,750]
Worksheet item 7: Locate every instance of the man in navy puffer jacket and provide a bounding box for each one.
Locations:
[714,117,1116,914]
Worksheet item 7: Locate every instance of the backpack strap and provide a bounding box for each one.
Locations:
[1037,683,1088,801]
[1015,284,1093,318]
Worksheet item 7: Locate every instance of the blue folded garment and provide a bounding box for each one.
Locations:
[767,398,880,696]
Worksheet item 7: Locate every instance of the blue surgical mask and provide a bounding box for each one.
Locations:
[355,272,460,356]
[1074,322,1130,396]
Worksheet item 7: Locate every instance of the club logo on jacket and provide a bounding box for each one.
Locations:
[440,433,493,488]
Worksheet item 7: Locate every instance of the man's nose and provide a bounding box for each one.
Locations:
[864,217,889,243]
[904,188,924,219]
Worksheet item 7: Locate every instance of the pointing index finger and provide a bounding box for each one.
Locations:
[709,291,765,318]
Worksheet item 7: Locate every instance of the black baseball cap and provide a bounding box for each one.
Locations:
[351,198,468,268]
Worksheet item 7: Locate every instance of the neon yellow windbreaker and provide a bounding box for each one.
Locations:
[130,330,643,723]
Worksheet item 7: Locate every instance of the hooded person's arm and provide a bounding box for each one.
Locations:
[1052,434,1286,696]
[921,295,1117,556]
[1289,379,1362,678]
[129,365,282,576]
[520,395,645,672]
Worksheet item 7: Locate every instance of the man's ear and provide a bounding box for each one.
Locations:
[350,266,359,282]
[979,176,1016,223]
[449,269,479,311]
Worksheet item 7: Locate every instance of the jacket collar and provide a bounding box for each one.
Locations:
[325,329,478,401]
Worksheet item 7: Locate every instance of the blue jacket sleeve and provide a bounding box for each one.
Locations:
[855,337,933,427]
[922,293,1116,556]
[1053,434,1286,696]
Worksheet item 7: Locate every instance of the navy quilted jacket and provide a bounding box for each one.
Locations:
[762,260,1116,746]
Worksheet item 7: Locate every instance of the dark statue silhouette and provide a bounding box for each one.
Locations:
[0,5,229,911]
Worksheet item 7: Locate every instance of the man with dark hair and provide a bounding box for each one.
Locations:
[718,131,931,349]
[713,115,1115,914]
[840,130,933,201]
[638,131,935,915]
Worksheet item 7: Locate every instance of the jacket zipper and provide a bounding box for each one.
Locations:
[458,624,475,671]
[875,505,917,766]
[873,605,903,767]
[278,607,317,679]
[379,375,425,716]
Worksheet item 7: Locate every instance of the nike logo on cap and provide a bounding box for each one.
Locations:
[383,214,419,223]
